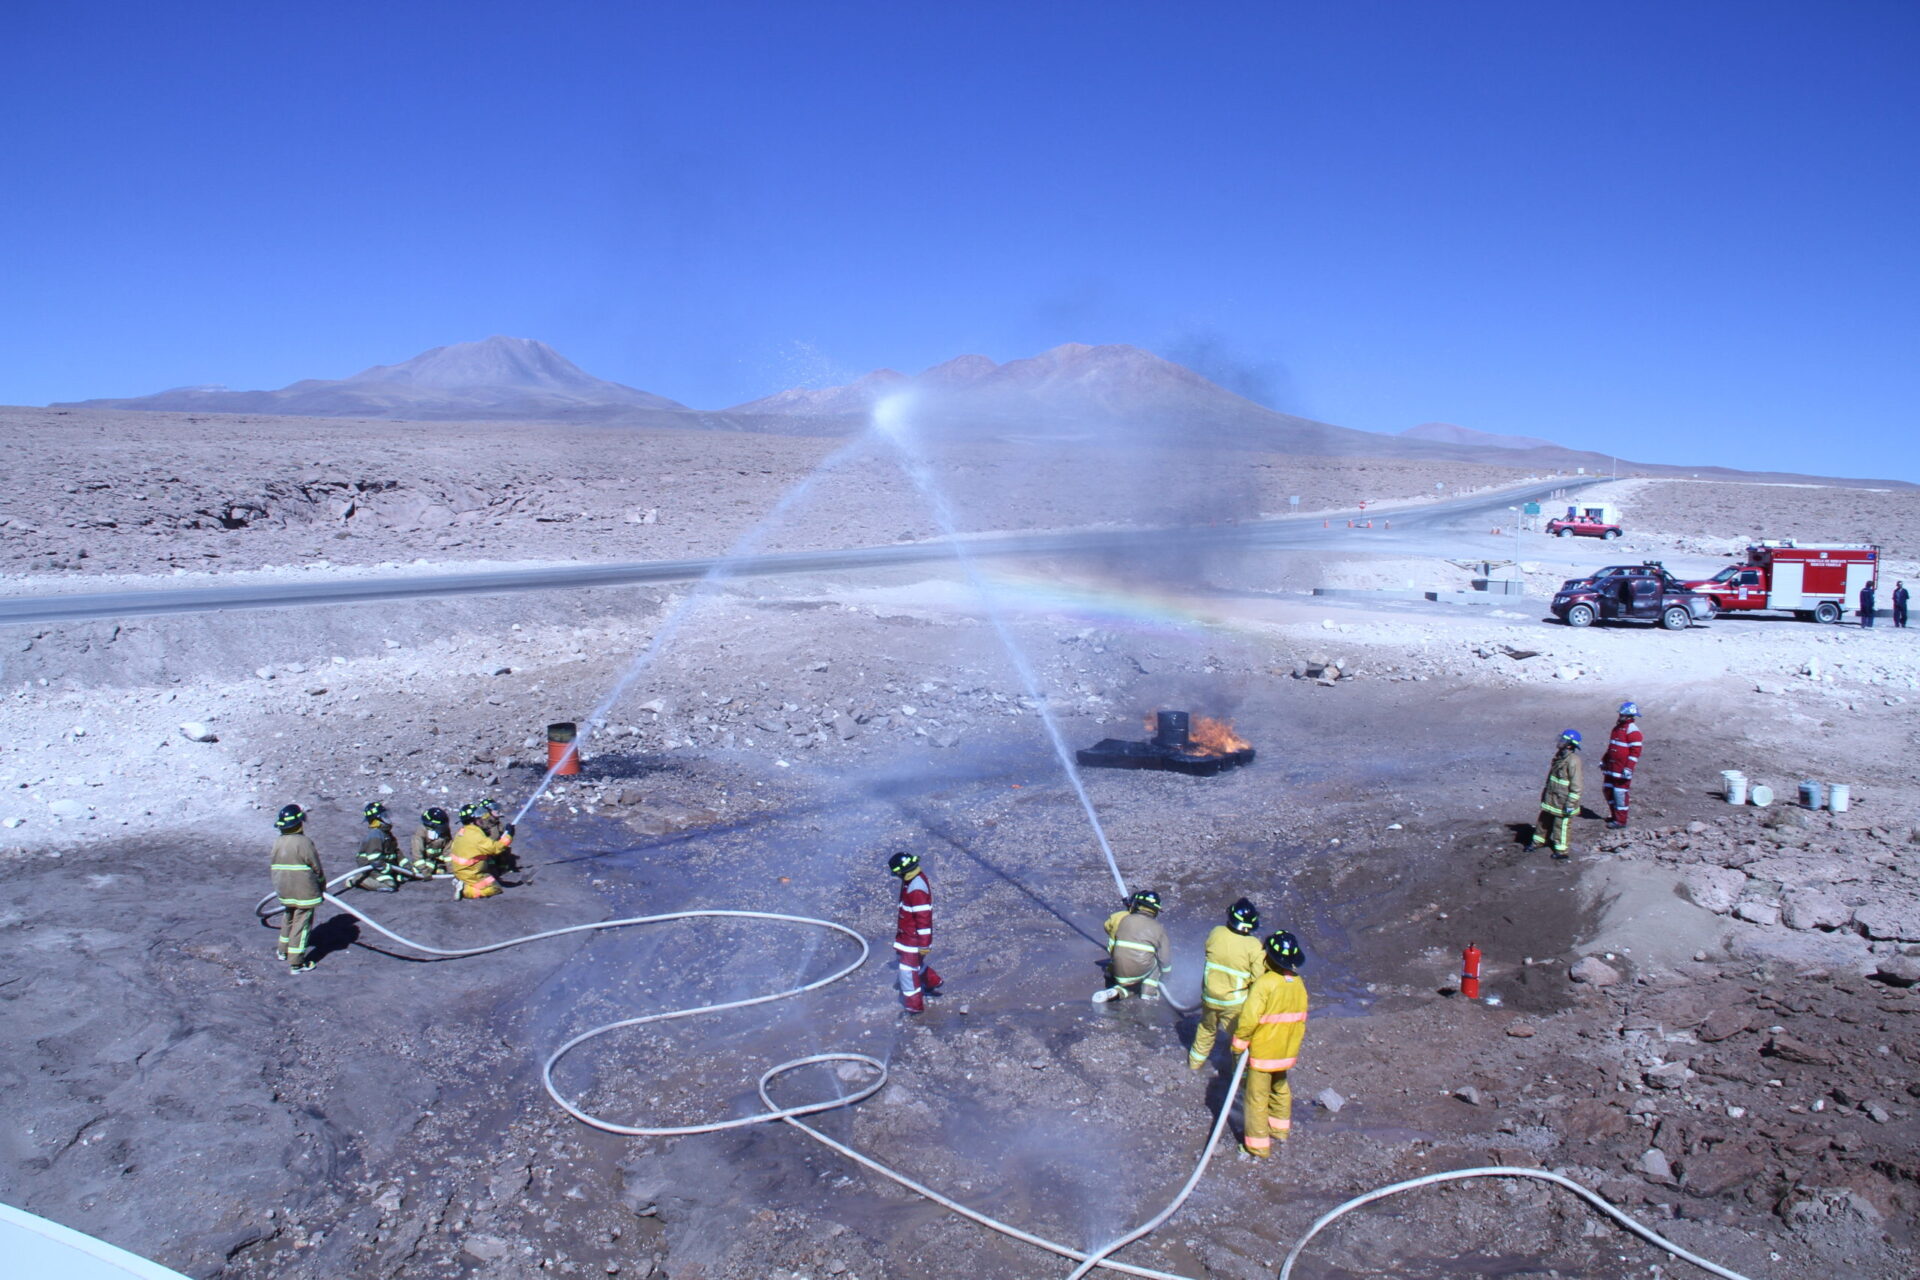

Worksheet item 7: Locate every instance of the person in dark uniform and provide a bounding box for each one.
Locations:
[1859,580,1876,628]
[1894,581,1909,629]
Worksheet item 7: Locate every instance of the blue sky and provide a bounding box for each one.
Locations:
[3,1,1915,478]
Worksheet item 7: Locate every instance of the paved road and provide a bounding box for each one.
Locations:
[0,478,1598,625]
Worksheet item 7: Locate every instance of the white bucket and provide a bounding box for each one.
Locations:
[1828,783,1851,813]
[1749,783,1774,808]
[1721,770,1747,804]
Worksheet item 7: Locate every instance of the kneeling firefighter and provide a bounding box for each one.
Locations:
[478,797,520,878]
[1190,897,1265,1068]
[1096,890,1173,1002]
[447,802,512,900]
[410,807,453,879]
[354,802,409,891]
[1231,930,1310,1157]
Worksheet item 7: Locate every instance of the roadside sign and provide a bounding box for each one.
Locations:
[1288,495,1300,509]
[1523,501,1540,516]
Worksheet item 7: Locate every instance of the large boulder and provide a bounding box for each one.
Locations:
[1782,889,1851,931]
[1570,955,1623,987]
[1682,866,1748,914]
[1853,894,1920,942]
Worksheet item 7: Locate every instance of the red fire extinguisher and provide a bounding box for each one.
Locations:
[1461,943,1482,1000]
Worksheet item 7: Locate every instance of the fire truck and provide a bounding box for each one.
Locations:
[1684,541,1880,623]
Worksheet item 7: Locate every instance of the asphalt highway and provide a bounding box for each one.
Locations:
[0,478,1597,626]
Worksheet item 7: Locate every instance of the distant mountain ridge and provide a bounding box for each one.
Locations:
[50,337,1910,485]
[1400,421,1560,451]
[56,336,687,420]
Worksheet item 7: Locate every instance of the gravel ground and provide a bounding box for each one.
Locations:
[2,416,1916,1280]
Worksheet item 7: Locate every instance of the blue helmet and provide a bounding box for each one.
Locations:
[1560,729,1582,747]
[1618,701,1638,717]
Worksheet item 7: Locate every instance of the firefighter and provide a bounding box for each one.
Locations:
[353,801,409,891]
[1529,729,1583,860]
[447,802,511,899]
[1860,580,1876,628]
[1895,581,1910,629]
[269,804,325,973]
[1095,890,1173,1002]
[477,797,520,878]
[1231,930,1309,1157]
[1190,898,1266,1069]
[1601,702,1644,830]
[888,851,941,1014]
[410,806,453,879]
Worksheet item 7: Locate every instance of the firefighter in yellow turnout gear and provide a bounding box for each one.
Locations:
[1190,898,1266,1068]
[1530,728,1584,860]
[269,804,326,973]
[447,802,511,899]
[1231,931,1310,1156]
[1095,890,1173,1001]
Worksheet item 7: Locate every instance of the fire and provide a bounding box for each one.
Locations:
[1190,715,1250,755]
[1140,711,1250,756]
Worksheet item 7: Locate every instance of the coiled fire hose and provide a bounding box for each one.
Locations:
[258,875,1754,1280]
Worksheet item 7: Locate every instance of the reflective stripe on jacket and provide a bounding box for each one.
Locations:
[1105,909,1173,983]
[1201,925,1266,1009]
[447,822,507,868]
[270,832,325,906]
[1601,719,1643,780]
[1541,747,1582,812]
[1232,970,1309,1071]
[895,870,933,952]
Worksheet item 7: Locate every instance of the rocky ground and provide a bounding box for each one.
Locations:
[2,416,1917,1280]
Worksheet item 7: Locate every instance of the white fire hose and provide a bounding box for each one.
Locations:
[256,875,1755,1280]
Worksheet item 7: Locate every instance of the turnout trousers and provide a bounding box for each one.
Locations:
[895,944,941,1012]
[1190,1003,1243,1066]
[1603,774,1632,824]
[277,901,316,968]
[1531,805,1571,854]
[1243,1066,1292,1154]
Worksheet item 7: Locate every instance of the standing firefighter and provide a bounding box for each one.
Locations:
[269,804,325,973]
[410,806,453,879]
[1190,898,1266,1069]
[888,851,942,1014]
[1530,729,1583,860]
[1601,702,1644,829]
[1095,890,1173,1002]
[1231,930,1309,1157]
[447,802,511,900]
[354,801,409,891]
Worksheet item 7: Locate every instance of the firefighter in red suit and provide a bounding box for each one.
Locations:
[888,851,942,1013]
[1602,701,1644,829]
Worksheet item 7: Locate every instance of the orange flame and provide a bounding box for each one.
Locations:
[1190,715,1250,755]
[1140,712,1250,757]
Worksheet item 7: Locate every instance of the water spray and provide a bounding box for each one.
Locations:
[509,432,880,827]
[872,391,1129,900]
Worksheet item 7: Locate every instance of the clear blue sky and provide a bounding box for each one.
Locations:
[3,1,1915,478]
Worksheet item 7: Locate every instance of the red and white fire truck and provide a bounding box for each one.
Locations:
[1684,541,1880,623]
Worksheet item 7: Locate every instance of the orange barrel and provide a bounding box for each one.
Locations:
[547,722,581,776]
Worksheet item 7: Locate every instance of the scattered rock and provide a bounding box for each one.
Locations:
[1454,1085,1485,1106]
[1696,1005,1754,1043]
[1570,956,1623,987]
[1872,955,1920,987]
[462,1235,511,1262]
[177,721,219,743]
[1734,900,1782,926]
[1637,1147,1676,1184]
[1765,1033,1836,1066]
[47,799,84,818]
[1313,1088,1346,1114]
[1505,1023,1536,1038]
[1645,1062,1692,1090]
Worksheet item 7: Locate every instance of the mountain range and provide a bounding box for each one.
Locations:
[52,336,1882,484]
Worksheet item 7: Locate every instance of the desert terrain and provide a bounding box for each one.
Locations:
[2,404,1917,1280]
